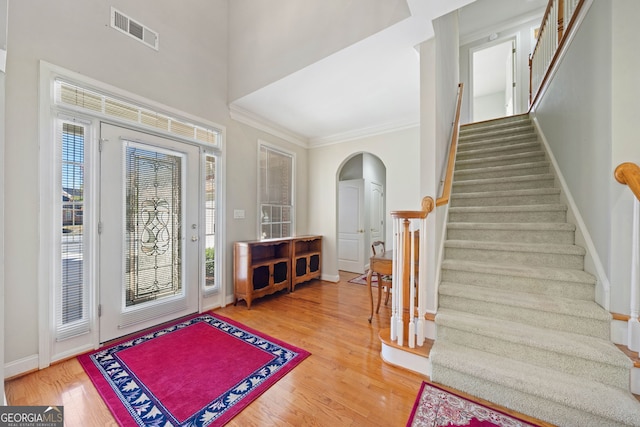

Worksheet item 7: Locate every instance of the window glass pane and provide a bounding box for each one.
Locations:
[259,144,293,239]
[204,155,216,288]
[58,122,89,339]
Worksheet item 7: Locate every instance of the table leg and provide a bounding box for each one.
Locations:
[367,269,374,323]
[375,273,383,314]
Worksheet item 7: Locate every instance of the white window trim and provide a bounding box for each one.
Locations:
[38,61,226,367]
[257,140,296,239]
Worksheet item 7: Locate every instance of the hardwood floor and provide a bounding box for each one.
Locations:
[4,272,427,426]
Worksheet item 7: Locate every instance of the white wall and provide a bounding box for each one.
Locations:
[474,91,505,122]
[227,0,411,101]
[308,127,420,279]
[533,0,640,315]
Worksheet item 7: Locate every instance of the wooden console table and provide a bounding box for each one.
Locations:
[234,235,322,308]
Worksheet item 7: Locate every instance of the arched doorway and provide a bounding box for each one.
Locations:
[337,152,386,273]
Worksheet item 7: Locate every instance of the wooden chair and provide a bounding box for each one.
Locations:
[371,241,392,310]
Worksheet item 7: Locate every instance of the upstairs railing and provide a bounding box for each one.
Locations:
[615,162,640,352]
[529,0,585,106]
[390,196,433,348]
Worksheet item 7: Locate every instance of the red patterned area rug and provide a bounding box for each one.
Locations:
[78,312,310,426]
[407,381,544,427]
[347,272,378,286]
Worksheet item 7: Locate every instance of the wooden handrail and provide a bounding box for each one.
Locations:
[436,83,464,207]
[615,162,640,202]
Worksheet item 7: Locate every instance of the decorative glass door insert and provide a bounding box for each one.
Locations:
[125,144,183,306]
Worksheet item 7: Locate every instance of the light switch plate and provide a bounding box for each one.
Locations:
[233,209,245,219]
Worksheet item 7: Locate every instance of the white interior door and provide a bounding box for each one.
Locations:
[99,123,200,343]
[370,182,384,245]
[338,179,365,273]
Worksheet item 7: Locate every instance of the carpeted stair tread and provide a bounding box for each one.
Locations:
[435,308,631,370]
[452,174,555,193]
[459,125,534,141]
[455,151,546,170]
[455,141,542,159]
[430,341,640,426]
[458,133,538,151]
[450,188,561,207]
[453,161,549,180]
[448,204,567,215]
[444,239,585,257]
[438,281,610,323]
[441,259,594,284]
[447,221,574,232]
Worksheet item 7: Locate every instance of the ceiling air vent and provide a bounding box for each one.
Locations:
[110,7,159,51]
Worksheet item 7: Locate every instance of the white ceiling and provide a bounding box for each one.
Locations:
[230,0,547,146]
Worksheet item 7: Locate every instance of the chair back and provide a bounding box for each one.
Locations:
[371,240,385,256]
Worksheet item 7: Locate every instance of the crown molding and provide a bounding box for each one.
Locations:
[309,118,419,148]
[229,104,309,148]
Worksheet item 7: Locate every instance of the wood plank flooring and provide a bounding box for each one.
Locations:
[5,272,427,426]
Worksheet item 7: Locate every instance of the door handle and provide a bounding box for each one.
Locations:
[191,236,198,242]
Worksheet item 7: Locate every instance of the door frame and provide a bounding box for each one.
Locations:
[38,62,226,368]
[469,35,518,122]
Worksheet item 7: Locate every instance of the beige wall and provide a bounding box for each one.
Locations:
[308,127,421,280]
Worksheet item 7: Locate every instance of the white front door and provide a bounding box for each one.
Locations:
[338,179,365,273]
[99,123,200,342]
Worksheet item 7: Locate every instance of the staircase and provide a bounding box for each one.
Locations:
[430,114,640,426]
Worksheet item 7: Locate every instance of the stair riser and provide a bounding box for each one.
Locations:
[456,144,541,160]
[446,227,574,244]
[436,326,629,389]
[455,153,546,170]
[438,294,609,338]
[444,247,584,269]
[459,135,537,151]
[440,268,594,300]
[452,178,555,193]
[429,365,629,427]
[450,193,560,207]
[448,210,566,223]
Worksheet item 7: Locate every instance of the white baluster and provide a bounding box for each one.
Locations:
[416,216,426,346]
[408,229,416,348]
[390,218,398,341]
[396,223,404,346]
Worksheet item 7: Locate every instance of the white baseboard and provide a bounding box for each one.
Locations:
[321,273,340,283]
[4,354,39,379]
